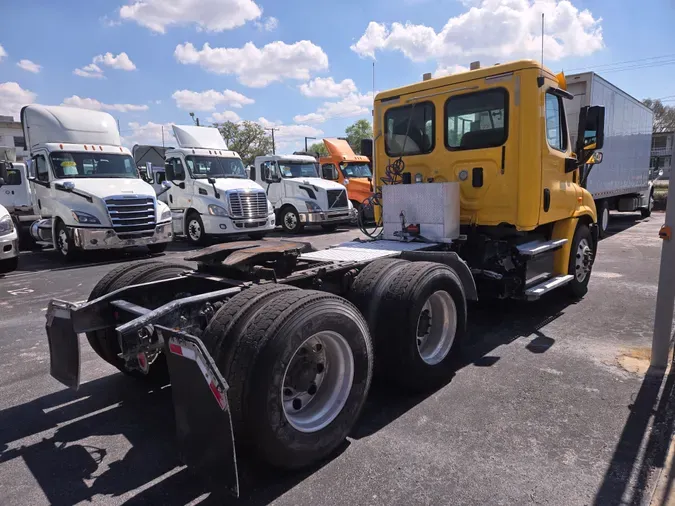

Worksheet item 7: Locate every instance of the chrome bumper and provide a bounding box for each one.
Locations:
[72,223,173,250]
[299,209,356,224]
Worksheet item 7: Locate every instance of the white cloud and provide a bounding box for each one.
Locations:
[208,110,241,123]
[94,52,136,71]
[434,64,470,77]
[119,0,262,33]
[74,63,104,79]
[299,77,358,98]
[121,121,175,147]
[254,16,278,31]
[351,0,603,74]
[255,117,324,152]
[17,59,41,74]
[295,92,374,124]
[0,45,7,62]
[0,82,37,120]
[174,40,329,87]
[62,95,149,113]
[172,89,254,111]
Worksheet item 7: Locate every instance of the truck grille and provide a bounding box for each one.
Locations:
[105,196,156,236]
[327,189,348,209]
[228,191,268,219]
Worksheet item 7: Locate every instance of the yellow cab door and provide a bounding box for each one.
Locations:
[540,85,578,224]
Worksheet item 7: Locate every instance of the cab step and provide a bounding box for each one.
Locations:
[525,274,574,301]
[516,239,567,257]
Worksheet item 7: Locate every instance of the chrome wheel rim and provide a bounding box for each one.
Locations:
[282,331,354,433]
[575,238,592,282]
[58,229,69,256]
[188,219,202,241]
[284,211,297,230]
[601,207,609,231]
[416,290,457,365]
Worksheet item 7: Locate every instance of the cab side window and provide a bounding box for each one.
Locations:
[545,92,568,152]
[322,163,338,180]
[445,88,508,150]
[35,155,49,182]
[168,158,186,180]
[4,167,21,185]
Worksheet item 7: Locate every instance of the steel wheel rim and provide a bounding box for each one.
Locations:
[284,211,297,230]
[281,331,354,433]
[575,238,591,282]
[58,229,68,255]
[416,290,457,365]
[188,220,201,241]
[602,207,609,231]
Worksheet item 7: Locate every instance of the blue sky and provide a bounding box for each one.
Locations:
[1,0,674,152]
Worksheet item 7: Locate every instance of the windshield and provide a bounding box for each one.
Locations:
[185,155,247,179]
[50,152,138,179]
[339,162,371,178]
[278,161,319,178]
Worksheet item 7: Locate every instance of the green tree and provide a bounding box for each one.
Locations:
[308,141,328,156]
[214,120,273,166]
[642,99,675,133]
[345,119,372,154]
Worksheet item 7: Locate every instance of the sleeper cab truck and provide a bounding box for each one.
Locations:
[373,60,606,299]
[21,105,173,260]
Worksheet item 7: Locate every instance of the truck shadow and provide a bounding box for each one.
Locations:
[603,212,649,240]
[0,292,574,505]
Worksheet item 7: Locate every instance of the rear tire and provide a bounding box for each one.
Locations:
[220,290,373,470]
[568,224,594,299]
[374,262,467,392]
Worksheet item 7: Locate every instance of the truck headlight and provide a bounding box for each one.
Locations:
[71,210,101,224]
[0,215,14,236]
[208,204,228,217]
[305,201,322,212]
[160,208,171,222]
[343,178,350,185]
[267,201,274,214]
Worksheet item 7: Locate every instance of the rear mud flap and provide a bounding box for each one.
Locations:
[161,328,239,497]
[46,301,81,390]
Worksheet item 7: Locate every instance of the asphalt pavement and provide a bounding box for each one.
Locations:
[0,215,672,505]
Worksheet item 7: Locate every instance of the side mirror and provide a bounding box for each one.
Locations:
[588,151,603,165]
[207,177,216,184]
[576,105,605,162]
[165,163,175,181]
[55,181,75,191]
[0,177,4,187]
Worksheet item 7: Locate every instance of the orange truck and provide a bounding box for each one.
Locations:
[319,138,373,211]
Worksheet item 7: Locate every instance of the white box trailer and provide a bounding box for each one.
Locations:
[566,72,654,236]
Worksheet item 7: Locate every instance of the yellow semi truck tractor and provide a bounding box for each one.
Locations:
[42,59,605,495]
[373,59,605,299]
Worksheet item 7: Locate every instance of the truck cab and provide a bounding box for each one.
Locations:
[318,138,374,211]
[373,60,605,299]
[21,105,173,260]
[163,125,275,244]
[0,156,39,231]
[252,154,355,233]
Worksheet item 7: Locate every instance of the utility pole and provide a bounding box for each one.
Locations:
[161,125,165,148]
[304,136,316,151]
[266,128,278,154]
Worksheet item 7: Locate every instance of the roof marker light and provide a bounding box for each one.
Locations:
[84,145,88,150]
[59,144,64,149]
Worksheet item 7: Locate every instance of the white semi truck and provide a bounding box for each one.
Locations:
[162,125,275,244]
[566,72,654,236]
[252,154,355,233]
[0,148,40,246]
[0,203,19,273]
[21,105,173,259]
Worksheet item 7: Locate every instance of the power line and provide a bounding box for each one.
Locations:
[567,58,675,75]
[565,53,675,72]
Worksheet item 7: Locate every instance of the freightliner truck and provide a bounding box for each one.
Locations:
[44,60,605,496]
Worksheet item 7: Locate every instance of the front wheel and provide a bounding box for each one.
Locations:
[568,223,594,299]
[55,220,78,261]
[186,212,207,245]
[641,192,654,218]
[598,200,610,238]
[280,207,304,234]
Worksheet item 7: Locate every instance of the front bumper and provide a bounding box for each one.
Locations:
[300,208,356,224]
[0,232,19,260]
[201,213,276,235]
[72,223,173,250]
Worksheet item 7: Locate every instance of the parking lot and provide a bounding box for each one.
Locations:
[0,215,672,505]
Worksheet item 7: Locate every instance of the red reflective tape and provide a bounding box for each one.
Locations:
[209,381,226,410]
[169,343,183,356]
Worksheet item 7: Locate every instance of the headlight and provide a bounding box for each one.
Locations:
[208,204,228,217]
[343,178,350,185]
[160,208,171,222]
[267,200,274,214]
[305,201,322,212]
[0,215,14,236]
[71,210,101,224]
